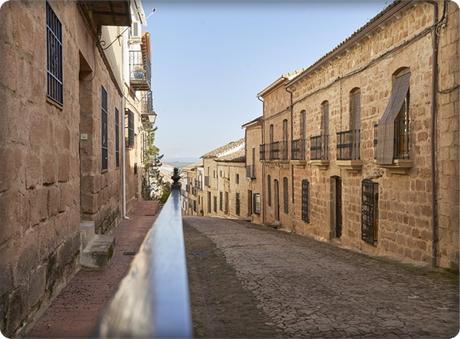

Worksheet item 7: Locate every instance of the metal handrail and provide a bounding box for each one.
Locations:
[99,182,192,338]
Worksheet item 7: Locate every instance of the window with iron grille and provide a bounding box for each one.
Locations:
[283,177,289,214]
[46,2,63,105]
[219,192,223,211]
[362,180,379,245]
[267,175,271,207]
[213,196,217,213]
[101,87,108,171]
[115,108,120,167]
[253,193,261,214]
[301,180,309,223]
[127,110,135,148]
[235,193,240,216]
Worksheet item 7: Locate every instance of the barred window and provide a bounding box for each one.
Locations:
[46,2,63,105]
[283,177,289,214]
[362,180,379,245]
[267,175,271,207]
[235,193,240,216]
[126,110,135,148]
[219,192,223,211]
[301,180,309,223]
[101,87,108,171]
[115,108,120,167]
[213,196,217,213]
[253,193,261,214]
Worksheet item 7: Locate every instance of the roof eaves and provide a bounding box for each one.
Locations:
[286,0,412,88]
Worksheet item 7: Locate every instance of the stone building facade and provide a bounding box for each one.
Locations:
[0,0,155,336]
[243,117,264,224]
[183,139,251,220]
[252,0,459,269]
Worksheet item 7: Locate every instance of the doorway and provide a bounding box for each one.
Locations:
[331,176,342,238]
[274,179,280,222]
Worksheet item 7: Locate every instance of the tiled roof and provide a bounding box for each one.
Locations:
[257,67,307,97]
[241,115,262,128]
[201,138,245,159]
[215,148,245,163]
[287,0,409,86]
[181,161,203,172]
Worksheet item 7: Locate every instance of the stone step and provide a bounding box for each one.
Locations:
[80,235,115,269]
[80,220,96,250]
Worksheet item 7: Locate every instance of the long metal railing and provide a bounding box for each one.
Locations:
[99,170,192,338]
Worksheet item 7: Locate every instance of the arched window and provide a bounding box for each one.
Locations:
[320,101,329,136]
[300,110,306,140]
[393,68,410,160]
[349,88,361,131]
[376,67,410,164]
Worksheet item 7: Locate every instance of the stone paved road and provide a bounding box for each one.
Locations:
[184,216,459,338]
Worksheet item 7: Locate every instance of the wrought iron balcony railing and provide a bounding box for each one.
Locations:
[279,140,288,160]
[246,165,256,179]
[337,129,360,160]
[374,123,410,161]
[129,50,151,91]
[259,144,266,160]
[269,141,280,160]
[310,134,329,160]
[291,139,306,160]
[99,177,192,338]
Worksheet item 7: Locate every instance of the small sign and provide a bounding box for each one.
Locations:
[80,133,88,140]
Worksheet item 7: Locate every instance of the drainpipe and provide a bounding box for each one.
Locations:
[286,87,294,205]
[428,0,447,267]
[257,95,266,224]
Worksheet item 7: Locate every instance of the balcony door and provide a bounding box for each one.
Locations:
[274,179,280,222]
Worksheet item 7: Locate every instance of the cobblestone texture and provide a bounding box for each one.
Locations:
[184,216,459,338]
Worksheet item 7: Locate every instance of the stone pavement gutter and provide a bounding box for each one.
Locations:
[27,200,160,338]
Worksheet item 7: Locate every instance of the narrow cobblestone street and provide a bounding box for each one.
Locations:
[184,216,459,338]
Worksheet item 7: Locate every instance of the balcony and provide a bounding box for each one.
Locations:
[246,165,256,179]
[269,142,280,160]
[374,124,412,174]
[336,130,362,172]
[291,139,306,161]
[310,134,329,169]
[129,50,151,91]
[260,144,266,161]
[78,1,131,28]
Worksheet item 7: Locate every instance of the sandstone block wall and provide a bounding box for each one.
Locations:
[257,1,459,269]
[246,124,263,224]
[0,1,128,335]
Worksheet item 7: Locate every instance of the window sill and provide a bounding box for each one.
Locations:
[336,160,363,172]
[101,169,109,174]
[309,159,329,169]
[376,159,413,175]
[46,96,63,110]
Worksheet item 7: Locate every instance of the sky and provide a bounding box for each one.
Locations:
[143,0,389,163]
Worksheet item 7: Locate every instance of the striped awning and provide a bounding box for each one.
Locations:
[376,71,410,165]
